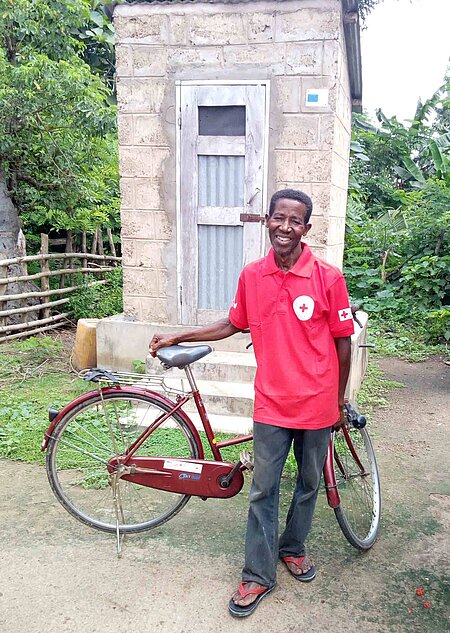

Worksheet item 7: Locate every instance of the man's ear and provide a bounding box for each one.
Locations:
[264,213,270,227]
[303,223,312,236]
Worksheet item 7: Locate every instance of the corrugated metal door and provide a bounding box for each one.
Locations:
[179,84,266,325]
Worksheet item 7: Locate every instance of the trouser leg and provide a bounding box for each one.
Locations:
[278,426,331,558]
[242,422,292,588]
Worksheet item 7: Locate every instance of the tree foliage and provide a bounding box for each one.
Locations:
[344,76,450,342]
[0,0,119,250]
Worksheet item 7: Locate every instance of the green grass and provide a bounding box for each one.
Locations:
[368,318,449,362]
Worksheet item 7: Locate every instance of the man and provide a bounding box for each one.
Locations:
[150,189,354,617]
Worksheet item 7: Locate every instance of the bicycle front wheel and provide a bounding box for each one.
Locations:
[46,391,200,534]
[333,425,381,550]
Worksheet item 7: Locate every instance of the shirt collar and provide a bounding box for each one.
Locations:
[262,243,316,278]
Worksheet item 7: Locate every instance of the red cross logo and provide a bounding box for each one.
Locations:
[341,310,348,319]
[300,303,308,313]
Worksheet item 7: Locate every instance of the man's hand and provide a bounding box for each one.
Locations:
[332,405,347,431]
[149,333,179,357]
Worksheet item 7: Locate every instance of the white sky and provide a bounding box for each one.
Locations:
[361,0,450,122]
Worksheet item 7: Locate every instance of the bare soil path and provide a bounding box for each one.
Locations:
[0,357,448,633]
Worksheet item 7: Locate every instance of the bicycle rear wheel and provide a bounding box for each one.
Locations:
[333,425,380,550]
[46,391,200,534]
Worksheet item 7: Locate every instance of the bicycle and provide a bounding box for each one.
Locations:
[42,344,381,555]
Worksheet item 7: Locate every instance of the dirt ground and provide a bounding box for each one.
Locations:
[0,356,449,633]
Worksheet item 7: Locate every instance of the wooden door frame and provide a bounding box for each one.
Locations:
[175,79,270,325]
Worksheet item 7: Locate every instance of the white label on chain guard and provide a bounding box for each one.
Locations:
[163,459,203,474]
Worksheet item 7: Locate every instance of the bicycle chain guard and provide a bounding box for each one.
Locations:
[108,456,245,499]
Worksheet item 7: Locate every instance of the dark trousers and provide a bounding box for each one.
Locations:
[242,422,331,588]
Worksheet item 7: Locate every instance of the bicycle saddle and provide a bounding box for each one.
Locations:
[156,344,212,368]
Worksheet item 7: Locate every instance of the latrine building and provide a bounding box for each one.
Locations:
[98,0,363,371]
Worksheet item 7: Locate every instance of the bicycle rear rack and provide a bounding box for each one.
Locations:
[78,368,189,398]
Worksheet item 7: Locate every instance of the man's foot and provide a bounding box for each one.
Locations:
[228,582,275,618]
[281,554,316,582]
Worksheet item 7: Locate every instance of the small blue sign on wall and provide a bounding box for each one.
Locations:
[305,89,329,107]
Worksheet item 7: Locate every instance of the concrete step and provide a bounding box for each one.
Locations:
[194,350,257,383]
[147,376,254,418]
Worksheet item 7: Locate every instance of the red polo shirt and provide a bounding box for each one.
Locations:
[228,244,354,429]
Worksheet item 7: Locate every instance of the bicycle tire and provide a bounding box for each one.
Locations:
[333,425,381,550]
[46,391,200,534]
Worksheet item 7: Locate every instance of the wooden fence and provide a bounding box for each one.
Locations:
[0,229,121,342]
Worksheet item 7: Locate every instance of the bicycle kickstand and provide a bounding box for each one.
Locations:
[110,471,126,558]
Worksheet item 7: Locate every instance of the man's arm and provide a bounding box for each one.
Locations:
[333,336,351,429]
[149,317,241,357]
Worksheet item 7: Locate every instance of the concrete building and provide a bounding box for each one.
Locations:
[98,0,366,428]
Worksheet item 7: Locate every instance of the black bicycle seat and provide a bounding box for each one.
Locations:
[156,344,212,368]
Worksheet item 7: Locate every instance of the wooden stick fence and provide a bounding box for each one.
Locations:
[0,230,121,342]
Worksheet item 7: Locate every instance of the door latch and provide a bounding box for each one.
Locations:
[239,213,265,223]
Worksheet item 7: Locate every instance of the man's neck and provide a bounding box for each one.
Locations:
[274,243,304,272]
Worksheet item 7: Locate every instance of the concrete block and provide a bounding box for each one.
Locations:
[96,317,154,370]
[124,267,161,297]
[134,297,169,323]
[153,212,173,240]
[275,150,332,183]
[168,47,223,71]
[322,40,341,78]
[324,243,344,268]
[119,147,170,178]
[336,83,352,133]
[188,13,246,46]
[116,78,166,114]
[132,46,167,77]
[223,44,285,75]
[246,12,275,43]
[333,117,351,160]
[115,45,133,77]
[326,215,346,246]
[117,114,133,146]
[277,114,320,150]
[285,42,323,76]
[331,151,349,189]
[114,15,138,40]
[301,76,336,113]
[330,184,348,218]
[122,239,168,269]
[165,14,188,46]
[122,210,155,240]
[134,114,166,146]
[135,178,161,210]
[304,214,328,246]
[134,14,168,43]
[319,114,335,150]
[273,76,301,114]
[275,8,340,42]
[274,182,313,198]
[119,178,135,209]
[310,183,331,217]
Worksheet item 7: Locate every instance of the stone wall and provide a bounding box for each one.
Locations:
[114,0,351,324]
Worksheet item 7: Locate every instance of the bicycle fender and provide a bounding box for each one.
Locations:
[323,438,340,508]
[41,386,204,459]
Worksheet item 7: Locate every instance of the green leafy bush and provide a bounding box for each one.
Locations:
[68,268,123,320]
[423,308,450,343]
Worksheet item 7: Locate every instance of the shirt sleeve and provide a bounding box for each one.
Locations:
[228,270,249,330]
[327,274,355,338]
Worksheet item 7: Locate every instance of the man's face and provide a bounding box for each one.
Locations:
[265,198,311,259]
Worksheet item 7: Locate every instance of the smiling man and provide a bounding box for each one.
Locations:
[150,189,354,618]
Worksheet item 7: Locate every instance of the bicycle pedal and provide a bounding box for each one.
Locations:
[239,450,254,471]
